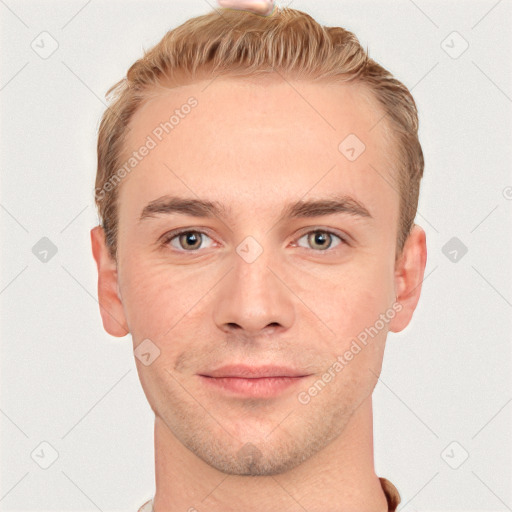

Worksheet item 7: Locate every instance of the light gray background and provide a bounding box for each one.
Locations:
[1,0,511,510]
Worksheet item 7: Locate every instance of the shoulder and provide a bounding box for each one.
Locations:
[379,477,401,512]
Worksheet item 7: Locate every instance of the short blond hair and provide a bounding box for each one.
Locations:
[95,6,424,262]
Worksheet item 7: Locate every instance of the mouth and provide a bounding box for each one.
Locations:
[198,364,312,398]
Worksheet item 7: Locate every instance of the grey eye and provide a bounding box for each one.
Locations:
[170,231,214,251]
[297,230,343,251]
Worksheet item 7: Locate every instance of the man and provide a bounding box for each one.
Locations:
[91,4,427,511]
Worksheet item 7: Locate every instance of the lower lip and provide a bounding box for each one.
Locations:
[199,375,308,398]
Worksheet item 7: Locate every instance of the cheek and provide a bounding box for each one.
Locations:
[300,264,391,387]
[134,353,181,417]
[303,257,392,342]
[119,257,223,343]
[119,261,186,340]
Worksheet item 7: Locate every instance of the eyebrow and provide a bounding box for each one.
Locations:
[138,194,373,223]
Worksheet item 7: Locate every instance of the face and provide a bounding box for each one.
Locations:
[92,76,425,476]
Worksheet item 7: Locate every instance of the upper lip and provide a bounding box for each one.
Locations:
[200,364,309,379]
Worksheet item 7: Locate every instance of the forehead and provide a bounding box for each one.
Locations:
[118,77,397,228]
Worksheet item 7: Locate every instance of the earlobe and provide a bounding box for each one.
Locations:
[388,224,427,333]
[90,226,130,337]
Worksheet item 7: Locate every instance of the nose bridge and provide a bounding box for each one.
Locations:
[213,239,295,334]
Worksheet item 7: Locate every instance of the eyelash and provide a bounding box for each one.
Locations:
[160,228,348,254]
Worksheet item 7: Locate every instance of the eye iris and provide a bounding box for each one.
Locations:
[309,231,331,250]
[179,232,201,250]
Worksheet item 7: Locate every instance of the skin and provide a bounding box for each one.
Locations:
[91,75,427,512]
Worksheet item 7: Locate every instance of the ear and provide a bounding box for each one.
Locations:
[388,224,427,333]
[90,225,130,337]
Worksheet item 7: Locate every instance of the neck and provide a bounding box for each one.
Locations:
[152,394,388,512]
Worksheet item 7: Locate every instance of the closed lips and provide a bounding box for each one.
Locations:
[200,364,310,378]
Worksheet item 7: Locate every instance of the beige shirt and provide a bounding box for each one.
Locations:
[138,476,401,511]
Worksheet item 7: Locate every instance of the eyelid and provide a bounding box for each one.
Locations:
[160,226,350,252]
[159,227,219,250]
[294,226,350,246]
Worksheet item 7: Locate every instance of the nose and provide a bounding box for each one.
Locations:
[213,245,295,337]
